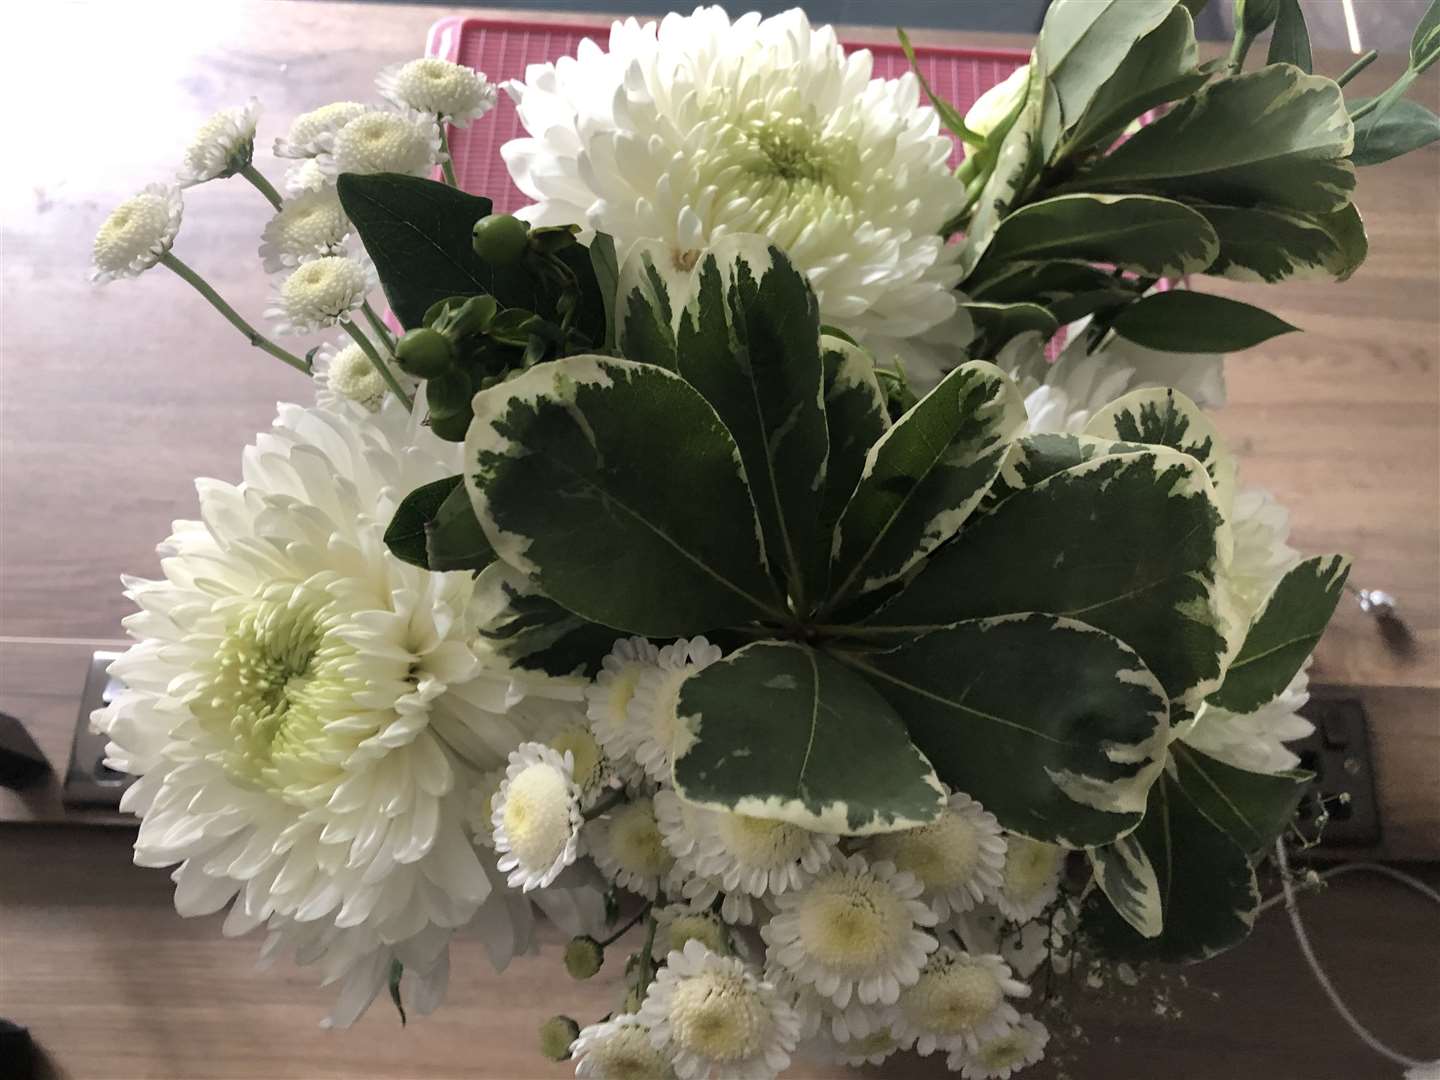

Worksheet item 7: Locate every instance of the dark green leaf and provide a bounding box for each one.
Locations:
[983,432,1148,509]
[1238,0,1280,37]
[818,336,890,577]
[473,562,621,678]
[465,355,785,636]
[589,232,620,352]
[1171,742,1311,854]
[426,480,495,573]
[856,613,1171,847]
[971,263,1138,328]
[388,959,407,1026]
[1209,554,1350,713]
[673,641,945,834]
[1267,0,1312,73]
[615,240,680,369]
[384,475,461,569]
[963,303,1059,358]
[1111,291,1298,352]
[1351,97,1440,166]
[1038,0,1182,129]
[1197,202,1367,282]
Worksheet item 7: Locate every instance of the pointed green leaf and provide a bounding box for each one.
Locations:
[1111,291,1298,352]
[874,449,1231,714]
[1038,0,1182,128]
[819,336,890,570]
[1209,554,1350,713]
[673,641,945,835]
[984,432,1149,509]
[1351,97,1440,166]
[1267,0,1312,73]
[898,27,983,144]
[675,239,829,611]
[1170,741,1311,854]
[473,562,619,678]
[963,302,1059,358]
[971,263,1138,328]
[426,478,496,572]
[1197,202,1368,282]
[615,239,680,370]
[1067,65,1355,215]
[465,355,785,636]
[856,613,1171,847]
[589,232,620,352]
[1413,0,1440,68]
[1089,832,1163,938]
[830,361,1026,605]
[385,475,463,570]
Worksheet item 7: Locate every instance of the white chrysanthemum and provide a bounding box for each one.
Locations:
[948,1014,1050,1079]
[652,902,732,960]
[589,796,675,899]
[628,637,723,783]
[765,961,885,1046]
[639,941,801,1080]
[762,853,938,1007]
[312,338,412,413]
[492,741,583,890]
[259,187,351,272]
[502,6,971,381]
[889,948,1028,1056]
[178,99,260,185]
[825,1028,901,1067]
[467,766,507,850]
[537,714,611,806]
[91,401,586,1026]
[587,636,661,783]
[267,254,374,334]
[652,787,760,925]
[573,1014,678,1079]
[319,109,444,178]
[275,101,369,158]
[994,837,1065,923]
[285,158,330,195]
[965,65,1028,140]
[91,183,183,283]
[377,58,498,125]
[866,792,1006,919]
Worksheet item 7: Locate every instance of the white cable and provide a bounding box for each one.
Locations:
[1274,840,1440,1074]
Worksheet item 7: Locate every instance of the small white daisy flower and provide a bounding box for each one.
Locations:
[178,99,260,186]
[628,637,723,783]
[640,940,801,1080]
[825,1027,902,1067]
[948,1014,1050,1079]
[259,188,352,272]
[536,714,611,807]
[572,1014,678,1079]
[313,339,395,412]
[466,766,507,851]
[994,837,1066,924]
[888,948,1029,1056]
[762,853,938,1008]
[491,741,583,891]
[765,963,885,1044]
[91,183,182,283]
[587,636,662,780]
[267,254,374,335]
[285,158,330,195]
[588,796,675,900]
[377,58,498,126]
[866,792,1007,919]
[274,101,369,158]
[319,109,444,179]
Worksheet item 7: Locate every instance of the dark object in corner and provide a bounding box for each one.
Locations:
[0,1017,36,1080]
[0,711,49,789]
[1292,691,1383,849]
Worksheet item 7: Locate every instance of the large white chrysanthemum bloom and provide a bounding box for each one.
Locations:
[627,637,723,783]
[275,101,369,159]
[888,948,1028,1056]
[762,853,938,1008]
[948,1014,1050,1079]
[572,1013,679,1079]
[502,6,971,380]
[994,837,1065,923]
[92,401,589,1025]
[267,254,375,335]
[492,741,584,890]
[378,58,498,126]
[259,187,352,272]
[865,791,1006,919]
[178,99,260,186]
[318,109,444,178]
[91,183,183,283]
[640,940,801,1080]
[588,795,676,899]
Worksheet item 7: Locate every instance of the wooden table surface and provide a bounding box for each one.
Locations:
[1,3,1437,1078]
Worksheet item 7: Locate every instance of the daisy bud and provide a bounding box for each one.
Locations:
[395,327,456,378]
[538,1015,580,1062]
[564,935,605,980]
[471,214,529,266]
[178,100,260,186]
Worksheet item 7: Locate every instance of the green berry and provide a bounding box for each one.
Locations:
[472,214,530,266]
[539,1015,580,1062]
[425,370,471,417]
[564,935,604,980]
[428,408,470,443]
[394,327,455,378]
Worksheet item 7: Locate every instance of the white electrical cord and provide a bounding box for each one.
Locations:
[1273,841,1440,1076]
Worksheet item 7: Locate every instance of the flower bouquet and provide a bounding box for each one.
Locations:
[91,2,1440,1076]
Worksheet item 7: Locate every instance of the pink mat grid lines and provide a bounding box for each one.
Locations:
[425,15,1029,212]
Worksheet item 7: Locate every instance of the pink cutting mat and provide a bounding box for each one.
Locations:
[425,15,1029,211]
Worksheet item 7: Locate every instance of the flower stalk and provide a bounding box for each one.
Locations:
[158,251,311,374]
[240,163,285,211]
[340,318,413,410]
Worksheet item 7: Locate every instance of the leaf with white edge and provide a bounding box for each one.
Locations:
[1197,203,1367,283]
[829,361,1026,606]
[1089,832,1163,938]
[472,561,620,679]
[873,449,1231,715]
[1170,741,1311,854]
[819,336,890,567]
[970,194,1219,283]
[672,641,945,835]
[615,239,680,370]
[385,474,462,570]
[1267,0,1312,73]
[674,238,829,611]
[426,478,495,572]
[963,302,1059,358]
[1351,98,1440,167]
[465,355,785,636]
[970,264,1137,328]
[1111,291,1298,353]
[1067,65,1355,215]
[983,432,1149,509]
[1038,0,1181,129]
[1208,554,1350,713]
[856,613,1171,847]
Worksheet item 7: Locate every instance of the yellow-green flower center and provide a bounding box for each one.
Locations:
[797,870,909,972]
[549,723,604,793]
[606,800,673,879]
[746,115,852,186]
[715,812,812,867]
[660,912,730,958]
[1004,837,1064,900]
[902,955,1003,1035]
[670,971,768,1062]
[870,811,981,891]
[591,1025,675,1079]
[502,762,574,871]
[978,1029,1031,1068]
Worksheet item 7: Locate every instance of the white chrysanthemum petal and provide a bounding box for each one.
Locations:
[503,6,970,383]
[179,99,260,186]
[91,183,183,283]
[948,1014,1050,1079]
[651,903,733,961]
[260,188,352,272]
[586,635,661,780]
[994,837,1065,924]
[588,796,675,900]
[377,58,498,126]
[267,255,375,334]
[627,637,722,783]
[312,339,395,413]
[285,158,331,195]
[866,791,1006,919]
[318,109,444,179]
[535,713,612,806]
[889,948,1029,1056]
[275,101,369,159]
[639,940,800,1080]
[491,741,583,891]
[573,1013,679,1079]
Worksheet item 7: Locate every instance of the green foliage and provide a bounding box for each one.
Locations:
[1350,98,1440,166]
[1267,0,1312,73]
[384,475,463,570]
[1110,290,1297,352]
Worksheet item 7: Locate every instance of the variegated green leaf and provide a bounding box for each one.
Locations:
[819,336,890,571]
[1170,741,1311,854]
[873,449,1231,715]
[829,361,1026,606]
[1089,832,1163,938]
[465,355,786,636]
[1197,203,1367,283]
[970,264,1137,328]
[615,239,680,370]
[1038,0,1181,129]
[970,194,1219,283]
[854,613,1170,847]
[985,432,1150,509]
[1209,554,1351,713]
[1068,65,1355,215]
[673,641,945,835]
[674,239,829,612]
[473,561,619,679]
